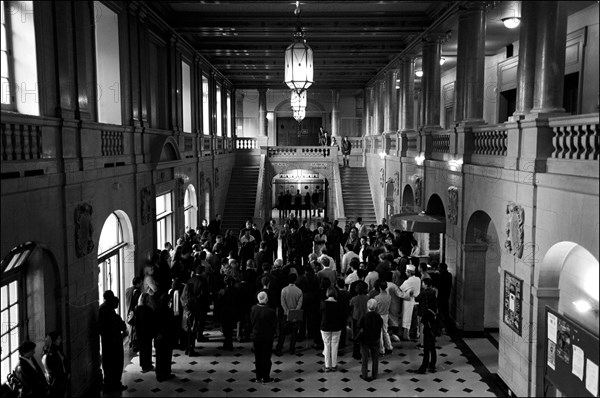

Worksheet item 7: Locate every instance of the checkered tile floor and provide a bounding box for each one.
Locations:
[102,329,502,397]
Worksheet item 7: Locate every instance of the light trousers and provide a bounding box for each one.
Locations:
[320,330,342,368]
[379,314,393,353]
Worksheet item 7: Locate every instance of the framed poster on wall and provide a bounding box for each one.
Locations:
[503,271,523,335]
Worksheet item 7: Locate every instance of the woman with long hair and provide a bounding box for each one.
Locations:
[42,332,70,398]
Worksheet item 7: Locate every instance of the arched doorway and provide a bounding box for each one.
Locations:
[402,184,415,212]
[97,211,135,321]
[462,210,501,331]
[385,180,395,220]
[0,242,61,379]
[425,194,446,264]
[532,242,599,395]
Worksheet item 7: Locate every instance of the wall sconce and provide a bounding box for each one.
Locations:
[415,153,425,165]
[573,300,599,314]
[415,70,424,78]
[439,57,446,66]
[502,17,521,29]
[448,157,463,171]
[379,151,387,160]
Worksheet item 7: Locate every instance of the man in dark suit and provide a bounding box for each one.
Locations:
[98,290,128,391]
[251,291,278,384]
[14,341,48,398]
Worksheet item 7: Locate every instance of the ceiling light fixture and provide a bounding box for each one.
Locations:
[415,70,424,78]
[284,1,313,94]
[293,107,306,122]
[502,17,521,29]
[440,57,446,65]
[291,90,307,110]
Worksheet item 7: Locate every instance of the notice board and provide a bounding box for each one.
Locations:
[545,306,599,397]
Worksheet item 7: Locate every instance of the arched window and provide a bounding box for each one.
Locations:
[184,185,198,231]
[98,212,129,319]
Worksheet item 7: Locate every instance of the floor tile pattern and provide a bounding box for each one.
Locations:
[103,328,502,397]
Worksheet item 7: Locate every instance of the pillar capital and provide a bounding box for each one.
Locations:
[423,31,452,45]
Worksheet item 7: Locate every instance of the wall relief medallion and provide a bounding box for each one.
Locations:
[394,171,400,196]
[380,168,385,188]
[447,186,459,225]
[414,177,422,207]
[504,201,525,258]
[141,187,153,225]
[176,178,185,208]
[74,203,94,258]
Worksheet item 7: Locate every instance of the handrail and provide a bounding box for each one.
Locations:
[253,153,267,230]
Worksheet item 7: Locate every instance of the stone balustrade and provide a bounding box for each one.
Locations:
[267,146,332,158]
[550,114,599,160]
[236,137,258,149]
[431,132,451,154]
[472,125,508,156]
[2,117,45,161]
[201,135,212,156]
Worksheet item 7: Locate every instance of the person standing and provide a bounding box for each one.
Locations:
[304,191,312,219]
[414,278,438,373]
[217,276,241,350]
[358,299,383,381]
[437,262,452,329]
[42,332,70,398]
[373,281,394,355]
[275,273,303,355]
[312,188,320,217]
[294,190,303,218]
[98,290,127,391]
[154,293,175,382]
[125,277,142,352]
[399,264,421,341]
[278,191,285,220]
[319,288,344,372]
[135,292,156,372]
[341,136,352,167]
[251,291,278,384]
[284,190,293,219]
[313,226,327,256]
[14,341,49,398]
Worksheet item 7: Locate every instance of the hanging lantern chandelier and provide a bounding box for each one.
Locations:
[290,90,307,110]
[284,1,313,94]
[293,107,306,122]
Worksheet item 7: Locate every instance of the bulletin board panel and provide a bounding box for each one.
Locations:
[545,306,599,397]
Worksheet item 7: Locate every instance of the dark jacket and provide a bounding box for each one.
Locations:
[320,300,345,331]
[15,356,48,398]
[358,311,383,344]
[416,287,438,319]
[134,304,156,341]
[251,303,278,341]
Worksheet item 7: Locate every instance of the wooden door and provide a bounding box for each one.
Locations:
[277,117,322,146]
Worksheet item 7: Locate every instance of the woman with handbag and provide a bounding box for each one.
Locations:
[357,299,383,381]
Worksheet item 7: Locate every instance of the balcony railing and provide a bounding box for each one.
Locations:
[432,133,450,154]
[236,137,258,149]
[550,114,599,161]
[2,119,44,161]
[473,126,508,156]
[267,146,333,158]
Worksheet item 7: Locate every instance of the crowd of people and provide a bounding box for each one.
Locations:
[9,213,452,394]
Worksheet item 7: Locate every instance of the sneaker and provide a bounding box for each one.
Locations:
[330,366,338,372]
[321,366,331,372]
[261,377,275,384]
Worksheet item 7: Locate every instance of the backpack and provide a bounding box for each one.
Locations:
[427,308,444,337]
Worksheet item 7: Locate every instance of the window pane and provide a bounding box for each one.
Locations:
[8,305,17,329]
[1,358,9,385]
[8,282,16,305]
[1,310,7,334]
[98,214,120,254]
[216,84,222,136]
[202,75,209,134]
[1,26,6,53]
[1,76,9,105]
[1,285,6,305]
[165,192,172,212]
[156,194,165,216]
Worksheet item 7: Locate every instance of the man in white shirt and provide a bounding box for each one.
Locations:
[399,264,421,341]
[344,257,361,286]
[341,244,359,276]
[275,273,303,356]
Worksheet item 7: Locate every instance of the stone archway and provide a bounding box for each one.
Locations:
[460,210,501,331]
[530,242,599,396]
[401,184,415,212]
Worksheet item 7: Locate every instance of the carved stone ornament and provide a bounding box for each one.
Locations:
[447,186,459,225]
[394,171,400,196]
[504,201,525,259]
[141,187,153,225]
[380,168,385,188]
[215,168,220,188]
[414,177,422,207]
[74,203,94,258]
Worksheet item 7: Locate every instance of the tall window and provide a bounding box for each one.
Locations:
[1,1,39,115]
[216,83,222,136]
[94,2,121,124]
[181,61,192,133]
[202,75,209,134]
[184,185,197,231]
[156,192,173,250]
[0,242,34,382]
[226,91,232,138]
[98,213,127,318]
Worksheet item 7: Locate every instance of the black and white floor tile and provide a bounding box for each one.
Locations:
[103,328,504,397]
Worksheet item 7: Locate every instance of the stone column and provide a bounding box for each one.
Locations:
[454,4,486,124]
[378,80,385,134]
[331,89,340,137]
[513,1,538,118]
[399,58,415,131]
[530,1,568,116]
[373,83,381,135]
[386,68,399,133]
[258,88,268,137]
[421,35,443,129]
